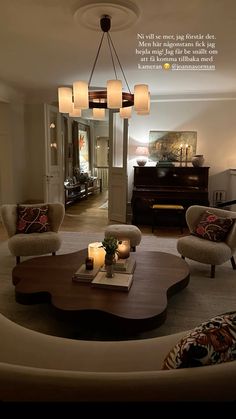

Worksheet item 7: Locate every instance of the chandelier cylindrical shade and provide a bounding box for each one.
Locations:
[134,84,149,112]
[58,87,73,113]
[137,92,150,115]
[107,80,122,109]
[93,108,105,119]
[69,104,82,117]
[73,81,89,109]
[119,106,132,119]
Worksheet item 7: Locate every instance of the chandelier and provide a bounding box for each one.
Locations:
[58,15,150,119]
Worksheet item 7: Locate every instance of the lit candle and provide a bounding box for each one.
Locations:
[185,144,189,165]
[180,144,183,164]
[117,240,130,259]
[88,242,105,267]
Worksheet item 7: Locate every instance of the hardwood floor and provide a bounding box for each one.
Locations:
[0,191,186,239]
[61,190,110,233]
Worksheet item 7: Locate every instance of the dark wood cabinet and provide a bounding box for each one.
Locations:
[64,177,101,207]
[131,166,209,225]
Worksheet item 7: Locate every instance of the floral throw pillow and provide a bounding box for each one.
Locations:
[16,205,50,234]
[192,211,234,242]
[162,312,236,369]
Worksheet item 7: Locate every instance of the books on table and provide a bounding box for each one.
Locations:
[101,256,136,274]
[91,271,134,292]
[72,256,136,290]
[72,264,100,283]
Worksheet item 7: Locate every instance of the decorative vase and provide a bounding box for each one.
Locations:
[191,155,204,167]
[105,253,115,278]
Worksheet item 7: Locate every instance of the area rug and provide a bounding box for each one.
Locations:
[1,231,236,340]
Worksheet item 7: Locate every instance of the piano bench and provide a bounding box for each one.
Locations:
[150,204,185,233]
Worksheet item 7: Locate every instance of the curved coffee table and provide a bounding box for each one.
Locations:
[12,250,190,335]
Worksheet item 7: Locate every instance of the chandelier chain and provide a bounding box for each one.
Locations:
[107,32,131,94]
[106,33,118,80]
[88,32,105,87]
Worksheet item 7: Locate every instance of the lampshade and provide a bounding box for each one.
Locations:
[137,92,151,115]
[119,106,132,119]
[134,84,149,112]
[58,15,150,119]
[135,146,149,156]
[107,80,122,109]
[93,108,105,119]
[69,103,82,117]
[135,146,149,166]
[73,81,89,109]
[58,87,73,113]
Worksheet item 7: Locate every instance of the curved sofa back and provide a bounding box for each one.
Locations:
[0,314,236,402]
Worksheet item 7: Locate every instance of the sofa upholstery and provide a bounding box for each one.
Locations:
[0,313,236,402]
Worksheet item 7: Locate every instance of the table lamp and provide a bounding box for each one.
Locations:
[135,146,149,166]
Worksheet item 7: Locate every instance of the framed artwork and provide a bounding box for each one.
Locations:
[79,129,89,172]
[149,131,197,163]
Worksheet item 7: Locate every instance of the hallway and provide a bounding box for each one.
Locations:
[61,190,109,233]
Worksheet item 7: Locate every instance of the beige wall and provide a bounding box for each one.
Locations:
[0,82,26,205]
[1,76,236,209]
[128,98,236,204]
[24,104,45,201]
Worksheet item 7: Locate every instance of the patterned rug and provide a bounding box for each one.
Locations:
[0,231,236,340]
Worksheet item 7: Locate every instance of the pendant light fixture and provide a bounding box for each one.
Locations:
[58,15,150,119]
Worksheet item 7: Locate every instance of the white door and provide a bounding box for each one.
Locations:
[44,104,64,203]
[108,111,128,223]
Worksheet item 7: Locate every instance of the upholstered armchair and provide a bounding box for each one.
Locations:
[1,203,65,264]
[177,205,236,278]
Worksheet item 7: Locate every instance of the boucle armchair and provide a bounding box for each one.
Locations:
[177,205,236,277]
[1,203,65,264]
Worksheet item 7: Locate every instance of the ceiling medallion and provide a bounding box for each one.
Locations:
[73,0,140,31]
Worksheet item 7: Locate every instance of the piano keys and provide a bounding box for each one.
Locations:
[131,166,209,225]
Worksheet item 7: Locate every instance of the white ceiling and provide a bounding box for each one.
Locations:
[0,0,236,102]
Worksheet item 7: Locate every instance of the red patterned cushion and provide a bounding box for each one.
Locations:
[16,205,50,234]
[192,211,234,242]
[162,312,236,369]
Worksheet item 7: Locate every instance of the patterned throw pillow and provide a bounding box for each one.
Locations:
[162,312,236,369]
[192,211,234,242]
[16,205,50,234]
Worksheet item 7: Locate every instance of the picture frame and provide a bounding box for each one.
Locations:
[149,131,197,163]
[72,121,91,175]
[78,123,90,173]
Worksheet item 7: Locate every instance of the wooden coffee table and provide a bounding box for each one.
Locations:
[12,250,190,334]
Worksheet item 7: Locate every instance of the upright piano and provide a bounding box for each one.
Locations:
[131,166,209,225]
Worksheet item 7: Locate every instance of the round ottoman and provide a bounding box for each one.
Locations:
[105,224,142,251]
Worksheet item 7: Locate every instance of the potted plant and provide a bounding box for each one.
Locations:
[101,237,119,278]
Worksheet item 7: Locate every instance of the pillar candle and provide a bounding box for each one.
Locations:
[88,242,105,267]
[180,144,183,164]
[185,144,189,166]
[117,240,130,259]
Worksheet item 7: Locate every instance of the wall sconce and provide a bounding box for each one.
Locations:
[117,240,130,259]
[135,146,149,166]
[88,242,106,267]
